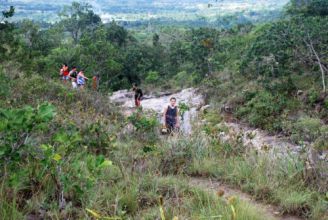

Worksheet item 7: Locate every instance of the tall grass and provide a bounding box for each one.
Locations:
[184,134,328,219]
[1,67,327,219]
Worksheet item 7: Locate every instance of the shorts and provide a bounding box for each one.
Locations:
[135,99,141,107]
[62,75,70,80]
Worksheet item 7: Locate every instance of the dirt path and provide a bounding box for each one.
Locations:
[110,88,315,220]
[189,177,304,220]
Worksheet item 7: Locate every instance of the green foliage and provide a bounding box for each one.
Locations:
[0,69,11,104]
[128,110,158,133]
[178,102,190,116]
[1,3,328,219]
[0,103,55,161]
[0,6,17,58]
[236,90,286,131]
[106,21,128,46]
[286,0,328,17]
[145,71,160,84]
[307,88,320,105]
[58,2,101,43]
[290,117,328,145]
[80,119,117,153]
[240,21,294,78]
[173,71,200,88]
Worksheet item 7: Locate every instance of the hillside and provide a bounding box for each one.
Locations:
[1,1,328,219]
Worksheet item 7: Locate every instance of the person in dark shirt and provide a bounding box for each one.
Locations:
[163,97,180,133]
[132,83,143,107]
[69,66,78,89]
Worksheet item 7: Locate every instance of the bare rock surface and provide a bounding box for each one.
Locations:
[110,88,204,134]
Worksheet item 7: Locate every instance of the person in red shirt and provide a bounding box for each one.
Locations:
[60,63,70,81]
[92,74,100,91]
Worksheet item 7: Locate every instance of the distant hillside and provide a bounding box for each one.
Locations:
[1,0,289,26]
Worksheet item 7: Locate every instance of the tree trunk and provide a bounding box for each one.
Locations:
[305,37,326,93]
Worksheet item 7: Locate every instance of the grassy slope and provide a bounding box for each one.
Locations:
[0,64,281,219]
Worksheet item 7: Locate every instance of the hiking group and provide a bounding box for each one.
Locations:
[60,63,99,90]
[132,84,180,134]
[60,64,180,134]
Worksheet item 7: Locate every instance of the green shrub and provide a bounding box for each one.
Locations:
[291,117,322,143]
[127,110,159,143]
[127,110,158,133]
[324,98,328,110]
[0,68,11,105]
[313,126,328,150]
[173,71,200,88]
[0,102,56,163]
[236,90,285,131]
[80,119,117,154]
[145,71,160,84]
[308,88,320,105]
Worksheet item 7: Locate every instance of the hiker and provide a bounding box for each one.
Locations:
[77,70,88,89]
[60,63,69,81]
[69,66,78,89]
[132,83,143,107]
[163,97,180,133]
[92,74,100,91]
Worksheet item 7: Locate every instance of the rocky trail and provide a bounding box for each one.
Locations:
[110,88,204,135]
[110,88,322,220]
[110,88,321,157]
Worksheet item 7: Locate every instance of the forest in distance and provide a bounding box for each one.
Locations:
[1,0,328,219]
[1,0,289,27]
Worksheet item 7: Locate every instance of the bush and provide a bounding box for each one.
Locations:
[173,71,200,88]
[236,90,286,132]
[313,126,328,150]
[307,88,320,106]
[127,110,158,133]
[291,117,322,143]
[0,102,56,163]
[127,110,159,143]
[0,68,11,105]
[145,71,160,84]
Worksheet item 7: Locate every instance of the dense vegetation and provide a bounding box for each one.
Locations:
[1,0,328,219]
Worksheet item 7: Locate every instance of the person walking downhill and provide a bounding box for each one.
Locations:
[92,74,100,91]
[60,63,70,82]
[77,70,88,89]
[69,66,78,89]
[163,97,180,134]
[132,83,143,107]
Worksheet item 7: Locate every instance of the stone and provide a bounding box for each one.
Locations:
[200,104,211,113]
[297,90,303,96]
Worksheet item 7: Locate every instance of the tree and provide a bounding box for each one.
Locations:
[286,0,328,17]
[0,6,16,60]
[152,33,160,47]
[79,27,123,90]
[240,21,294,78]
[241,16,328,92]
[106,21,128,47]
[292,17,328,92]
[189,28,219,77]
[17,20,40,58]
[59,2,101,44]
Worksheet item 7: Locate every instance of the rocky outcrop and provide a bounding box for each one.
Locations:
[110,88,204,135]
